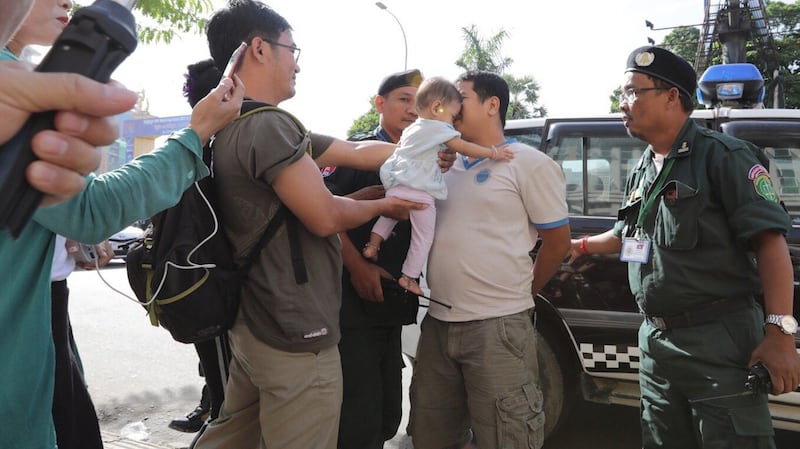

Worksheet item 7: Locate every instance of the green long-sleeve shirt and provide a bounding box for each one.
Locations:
[0,124,208,449]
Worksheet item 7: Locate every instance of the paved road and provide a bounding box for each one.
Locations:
[70,262,199,448]
[69,263,799,448]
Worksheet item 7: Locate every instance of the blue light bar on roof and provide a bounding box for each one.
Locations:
[717,83,744,100]
[697,63,765,108]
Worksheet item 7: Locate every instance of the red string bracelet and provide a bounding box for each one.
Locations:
[579,236,590,255]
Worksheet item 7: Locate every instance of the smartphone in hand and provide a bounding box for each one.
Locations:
[223,42,247,79]
[74,244,97,263]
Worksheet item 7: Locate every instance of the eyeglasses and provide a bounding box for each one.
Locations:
[262,38,301,63]
[619,87,668,104]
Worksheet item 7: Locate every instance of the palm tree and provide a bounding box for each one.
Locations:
[455,25,546,118]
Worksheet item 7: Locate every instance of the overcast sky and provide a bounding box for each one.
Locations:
[114,0,705,137]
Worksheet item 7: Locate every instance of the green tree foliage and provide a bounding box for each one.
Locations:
[661,26,701,65]
[702,0,800,108]
[349,24,547,134]
[455,25,546,119]
[765,0,800,107]
[505,75,547,118]
[455,25,512,74]
[136,0,213,44]
[76,0,214,44]
[347,96,379,137]
[609,86,622,113]
[621,1,800,109]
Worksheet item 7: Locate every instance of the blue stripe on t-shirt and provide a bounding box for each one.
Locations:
[533,217,570,229]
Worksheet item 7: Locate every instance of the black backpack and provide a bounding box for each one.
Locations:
[126,102,307,343]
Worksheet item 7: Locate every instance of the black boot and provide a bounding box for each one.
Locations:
[168,386,210,433]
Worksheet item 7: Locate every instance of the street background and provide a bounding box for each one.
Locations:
[69,263,798,448]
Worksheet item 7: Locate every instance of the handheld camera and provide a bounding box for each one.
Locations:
[0,0,138,238]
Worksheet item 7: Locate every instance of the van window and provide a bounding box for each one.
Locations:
[549,135,645,216]
[505,126,544,150]
[761,146,800,224]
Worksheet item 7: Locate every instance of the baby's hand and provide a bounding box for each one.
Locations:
[492,144,514,161]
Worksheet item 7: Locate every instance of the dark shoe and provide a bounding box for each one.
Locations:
[168,405,209,433]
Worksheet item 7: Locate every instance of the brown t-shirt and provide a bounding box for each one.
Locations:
[212,108,338,353]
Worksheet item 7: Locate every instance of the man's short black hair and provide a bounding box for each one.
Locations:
[456,71,510,127]
[206,0,291,71]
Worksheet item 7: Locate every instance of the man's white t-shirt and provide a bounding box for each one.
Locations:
[426,140,568,322]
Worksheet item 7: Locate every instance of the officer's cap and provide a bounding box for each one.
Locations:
[377,69,423,96]
[625,46,697,99]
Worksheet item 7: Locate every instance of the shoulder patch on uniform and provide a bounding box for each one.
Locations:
[748,164,779,203]
[747,164,768,179]
[320,166,336,178]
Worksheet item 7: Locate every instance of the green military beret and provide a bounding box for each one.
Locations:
[377,69,424,96]
[625,46,697,99]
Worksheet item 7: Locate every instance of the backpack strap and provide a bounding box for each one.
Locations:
[233,100,308,284]
[286,213,308,284]
[235,201,308,286]
[238,205,289,276]
[239,100,312,157]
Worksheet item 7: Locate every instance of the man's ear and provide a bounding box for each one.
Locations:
[666,87,681,109]
[486,95,501,118]
[375,95,385,114]
[250,36,267,62]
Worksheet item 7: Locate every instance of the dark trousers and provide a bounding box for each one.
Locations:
[188,333,232,449]
[639,302,775,449]
[338,325,404,449]
[195,334,231,420]
[51,280,103,449]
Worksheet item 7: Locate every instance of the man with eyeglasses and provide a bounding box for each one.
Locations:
[187,2,450,449]
[262,36,300,63]
[569,46,799,448]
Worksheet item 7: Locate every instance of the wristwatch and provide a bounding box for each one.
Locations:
[765,314,799,335]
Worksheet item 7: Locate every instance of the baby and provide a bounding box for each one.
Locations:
[364,76,513,294]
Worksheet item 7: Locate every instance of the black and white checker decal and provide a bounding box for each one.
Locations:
[580,343,640,373]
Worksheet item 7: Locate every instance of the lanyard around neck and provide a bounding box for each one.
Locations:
[635,158,675,229]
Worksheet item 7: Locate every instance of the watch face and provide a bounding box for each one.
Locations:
[780,315,799,333]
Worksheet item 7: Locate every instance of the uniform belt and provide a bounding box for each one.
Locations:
[644,296,754,331]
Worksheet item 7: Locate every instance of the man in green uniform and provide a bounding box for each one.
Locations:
[571,46,800,448]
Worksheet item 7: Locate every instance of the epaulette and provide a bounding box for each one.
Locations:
[700,126,769,167]
[700,127,751,152]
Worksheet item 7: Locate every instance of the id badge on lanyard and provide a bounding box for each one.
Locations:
[621,230,652,264]
[620,158,675,264]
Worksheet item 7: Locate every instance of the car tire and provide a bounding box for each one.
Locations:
[536,323,579,440]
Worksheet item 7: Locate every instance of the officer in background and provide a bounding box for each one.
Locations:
[570,46,800,448]
[323,68,423,449]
